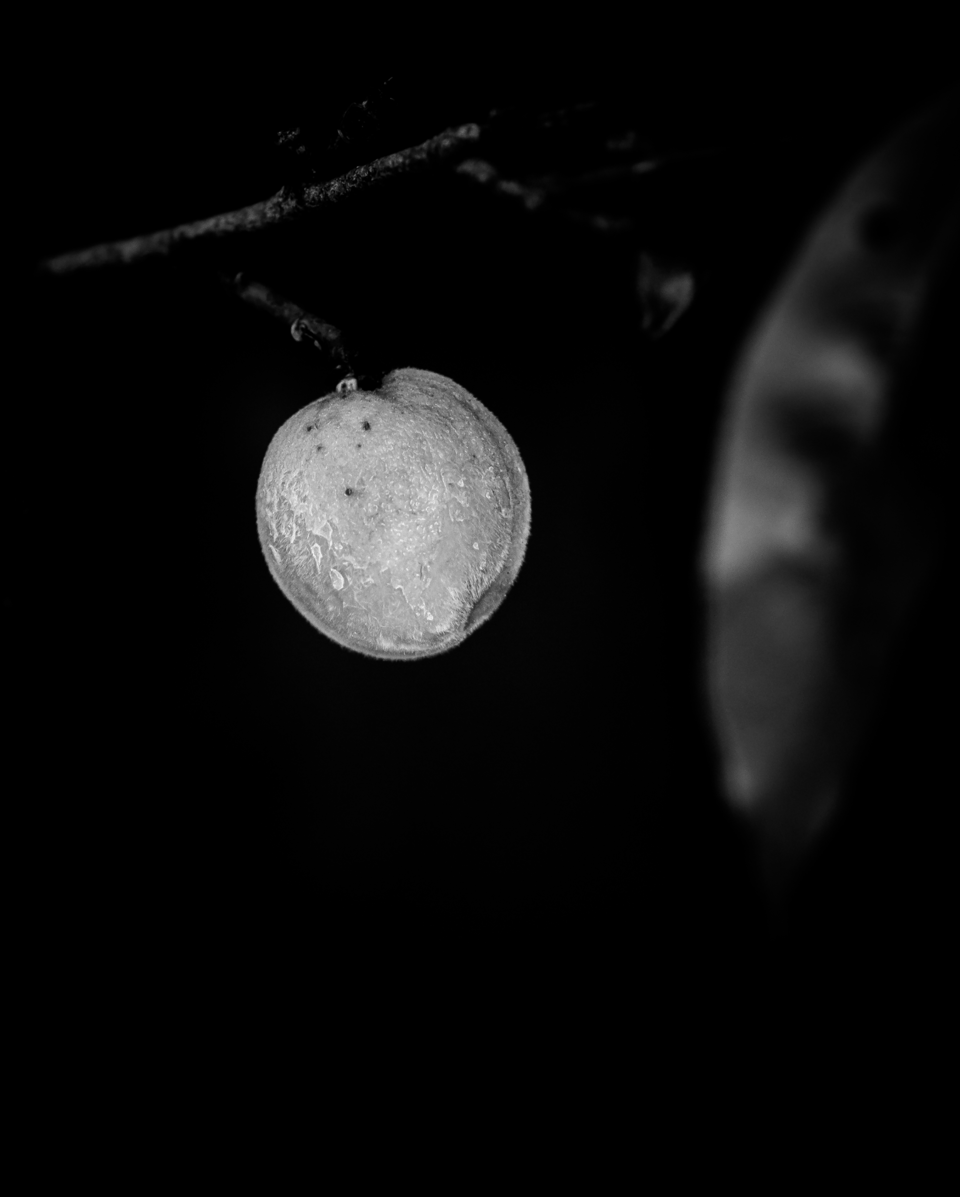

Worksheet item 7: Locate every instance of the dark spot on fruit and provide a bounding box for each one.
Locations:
[362,421,371,431]
[304,424,313,433]
[859,203,903,251]
[345,487,354,496]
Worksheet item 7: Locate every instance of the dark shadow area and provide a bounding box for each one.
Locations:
[20,49,957,1081]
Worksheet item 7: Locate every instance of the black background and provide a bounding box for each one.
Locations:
[22,32,957,1090]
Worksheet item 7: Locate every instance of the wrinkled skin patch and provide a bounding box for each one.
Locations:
[256,367,531,660]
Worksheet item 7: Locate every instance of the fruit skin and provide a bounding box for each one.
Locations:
[256,367,531,660]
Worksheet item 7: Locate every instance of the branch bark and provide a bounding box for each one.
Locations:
[225,273,359,376]
[454,157,655,231]
[38,101,680,276]
[40,122,483,275]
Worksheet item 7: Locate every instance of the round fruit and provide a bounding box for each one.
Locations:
[256,367,531,659]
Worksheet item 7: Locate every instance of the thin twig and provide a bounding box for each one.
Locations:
[558,158,662,189]
[455,160,549,209]
[39,99,692,276]
[455,158,643,231]
[563,210,636,234]
[40,123,483,275]
[226,273,354,372]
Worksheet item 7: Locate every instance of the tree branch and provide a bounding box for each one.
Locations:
[225,273,356,374]
[455,159,550,210]
[454,157,656,231]
[39,122,484,275]
[38,98,685,277]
